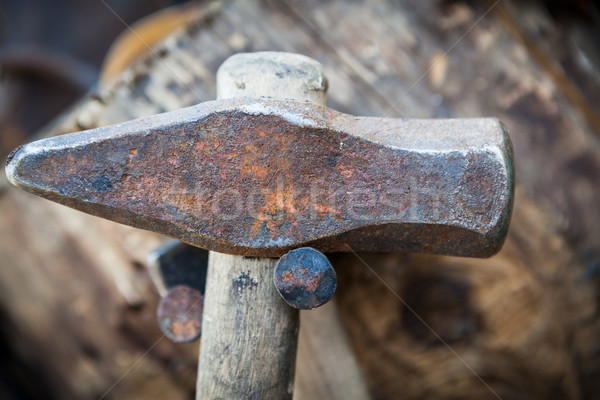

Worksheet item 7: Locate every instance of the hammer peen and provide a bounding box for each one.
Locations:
[5,51,514,398]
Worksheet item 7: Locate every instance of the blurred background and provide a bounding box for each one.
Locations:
[1,0,600,399]
[0,0,191,174]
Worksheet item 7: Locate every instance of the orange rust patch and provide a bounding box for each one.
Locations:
[314,202,339,216]
[194,141,207,150]
[299,268,322,292]
[249,183,300,238]
[127,148,138,162]
[282,270,294,281]
[338,163,354,178]
[279,268,322,292]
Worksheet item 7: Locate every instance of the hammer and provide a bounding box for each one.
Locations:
[5,51,514,398]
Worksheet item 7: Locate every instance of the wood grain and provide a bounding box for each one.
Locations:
[197,253,297,399]
[1,0,599,399]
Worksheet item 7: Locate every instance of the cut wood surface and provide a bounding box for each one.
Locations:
[1,0,599,399]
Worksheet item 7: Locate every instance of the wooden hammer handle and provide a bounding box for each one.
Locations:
[195,52,328,399]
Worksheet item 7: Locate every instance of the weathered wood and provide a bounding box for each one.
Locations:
[334,193,595,399]
[295,300,371,400]
[197,253,297,399]
[1,0,600,399]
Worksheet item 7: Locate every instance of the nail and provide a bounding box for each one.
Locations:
[157,285,204,342]
[273,247,337,310]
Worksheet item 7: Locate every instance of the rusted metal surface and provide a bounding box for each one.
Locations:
[274,247,337,310]
[156,284,204,342]
[5,97,514,257]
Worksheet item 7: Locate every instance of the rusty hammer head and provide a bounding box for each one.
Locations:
[5,97,513,258]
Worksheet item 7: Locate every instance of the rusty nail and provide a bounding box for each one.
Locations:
[273,247,337,310]
[156,284,204,342]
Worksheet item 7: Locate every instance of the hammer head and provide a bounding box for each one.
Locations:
[5,98,513,257]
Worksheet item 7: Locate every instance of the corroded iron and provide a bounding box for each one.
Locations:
[274,247,337,310]
[5,97,514,257]
[157,284,204,342]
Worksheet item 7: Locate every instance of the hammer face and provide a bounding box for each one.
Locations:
[5,98,514,257]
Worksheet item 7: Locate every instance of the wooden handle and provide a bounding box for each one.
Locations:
[196,52,328,400]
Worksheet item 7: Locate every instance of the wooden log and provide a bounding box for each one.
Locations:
[1,0,599,399]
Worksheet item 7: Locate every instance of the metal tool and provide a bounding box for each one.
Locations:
[5,98,513,257]
[274,247,337,310]
[5,51,514,398]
